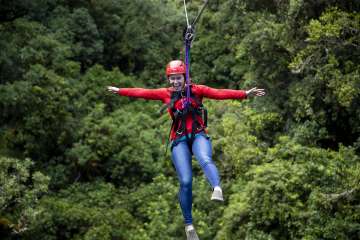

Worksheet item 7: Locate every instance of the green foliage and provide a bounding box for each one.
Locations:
[217,139,360,240]
[288,7,360,147]
[73,64,134,113]
[126,174,182,240]
[0,64,76,162]
[0,0,359,239]
[86,0,184,82]
[25,181,148,240]
[207,100,282,179]
[69,8,103,70]
[67,103,166,186]
[0,156,49,236]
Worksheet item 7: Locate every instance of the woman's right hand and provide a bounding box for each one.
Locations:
[107,86,120,94]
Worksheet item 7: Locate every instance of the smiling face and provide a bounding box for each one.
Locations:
[168,74,185,91]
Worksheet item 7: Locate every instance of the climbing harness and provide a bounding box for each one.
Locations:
[169,86,208,140]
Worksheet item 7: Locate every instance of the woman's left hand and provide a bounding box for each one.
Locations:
[246,87,266,97]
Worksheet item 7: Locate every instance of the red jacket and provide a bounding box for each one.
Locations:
[118,84,247,140]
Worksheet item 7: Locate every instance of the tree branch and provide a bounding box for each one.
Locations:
[324,188,358,202]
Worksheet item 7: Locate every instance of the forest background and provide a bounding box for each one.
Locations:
[0,0,359,239]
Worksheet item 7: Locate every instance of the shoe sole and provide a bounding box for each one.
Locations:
[211,196,224,201]
[211,190,224,201]
[186,230,199,240]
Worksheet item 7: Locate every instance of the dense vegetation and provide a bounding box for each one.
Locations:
[1,0,359,239]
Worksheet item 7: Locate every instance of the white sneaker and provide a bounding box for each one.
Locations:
[185,224,199,240]
[211,187,224,201]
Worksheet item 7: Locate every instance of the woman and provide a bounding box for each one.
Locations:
[107,60,265,240]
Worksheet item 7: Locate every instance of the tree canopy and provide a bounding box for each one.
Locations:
[0,0,359,239]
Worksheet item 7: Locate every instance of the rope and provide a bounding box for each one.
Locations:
[183,0,190,27]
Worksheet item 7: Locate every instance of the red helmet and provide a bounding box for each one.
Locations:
[166,60,186,76]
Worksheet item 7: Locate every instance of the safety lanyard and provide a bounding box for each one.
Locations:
[182,0,209,109]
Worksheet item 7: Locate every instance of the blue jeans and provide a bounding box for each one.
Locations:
[171,133,220,225]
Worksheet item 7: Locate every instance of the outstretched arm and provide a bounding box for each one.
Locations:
[198,85,265,100]
[198,85,247,99]
[107,86,167,101]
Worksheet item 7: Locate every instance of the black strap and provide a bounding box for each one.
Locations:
[203,107,208,127]
[191,108,197,141]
